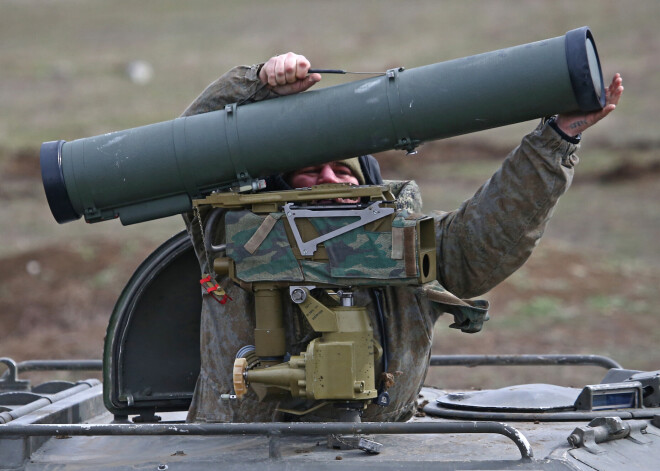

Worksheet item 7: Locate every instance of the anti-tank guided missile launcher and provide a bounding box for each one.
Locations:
[41,27,604,225]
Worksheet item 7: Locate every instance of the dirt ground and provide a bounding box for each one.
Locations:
[1,143,658,391]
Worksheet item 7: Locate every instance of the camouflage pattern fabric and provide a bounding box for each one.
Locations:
[225,211,303,283]
[180,64,580,423]
[319,220,405,279]
[226,205,416,284]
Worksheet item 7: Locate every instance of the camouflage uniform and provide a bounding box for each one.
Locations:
[181,64,580,423]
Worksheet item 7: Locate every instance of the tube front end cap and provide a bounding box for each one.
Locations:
[40,140,81,224]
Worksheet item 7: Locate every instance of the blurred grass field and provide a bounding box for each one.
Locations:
[1,0,658,389]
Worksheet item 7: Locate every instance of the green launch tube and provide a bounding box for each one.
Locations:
[41,27,604,225]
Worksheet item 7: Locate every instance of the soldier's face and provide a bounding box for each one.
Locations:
[287,162,359,188]
[287,162,360,204]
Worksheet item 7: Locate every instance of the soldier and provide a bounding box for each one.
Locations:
[181,53,623,423]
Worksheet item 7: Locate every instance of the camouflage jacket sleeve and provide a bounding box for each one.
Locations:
[180,64,279,117]
[433,120,580,299]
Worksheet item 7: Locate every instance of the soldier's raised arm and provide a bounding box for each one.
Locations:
[181,52,321,118]
[433,74,623,299]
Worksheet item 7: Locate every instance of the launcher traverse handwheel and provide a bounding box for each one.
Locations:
[233,357,248,397]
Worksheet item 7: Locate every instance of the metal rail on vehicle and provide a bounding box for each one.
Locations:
[430,354,622,370]
[0,421,534,461]
[0,358,102,382]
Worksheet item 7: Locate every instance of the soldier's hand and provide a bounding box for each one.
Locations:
[556,73,624,137]
[259,52,321,96]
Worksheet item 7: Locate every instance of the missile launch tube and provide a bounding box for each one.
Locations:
[41,27,605,225]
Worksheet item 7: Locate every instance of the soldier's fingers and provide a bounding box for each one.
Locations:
[295,55,311,80]
[274,55,287,86]
[269,59,281,87]
[605,74,623,106]
[282,53,299,84]
[259,57,276,87]
[605,85,623,107]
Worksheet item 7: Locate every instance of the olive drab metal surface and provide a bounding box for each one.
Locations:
[40,27,604,226]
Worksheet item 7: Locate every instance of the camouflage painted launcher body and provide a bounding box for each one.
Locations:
[222,192,434,288]
[196,184,488,334]
[41,27,604,226]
